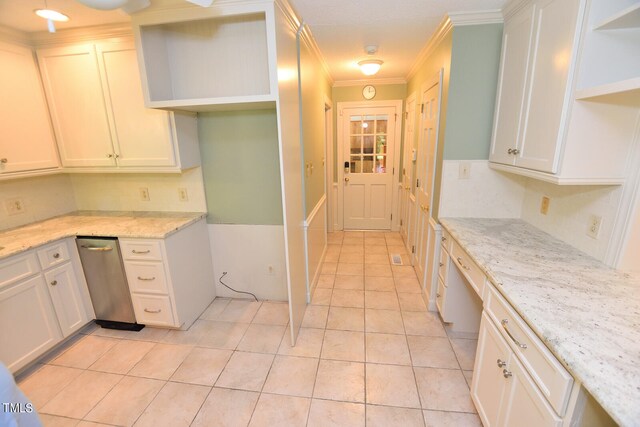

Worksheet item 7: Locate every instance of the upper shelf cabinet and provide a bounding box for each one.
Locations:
[490,0,640,185]
[132,3,278,112]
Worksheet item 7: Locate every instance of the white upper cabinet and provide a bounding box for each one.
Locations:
[96,41,176,168]
[132,2,277,111]
[490,0,640,185]
[37,39,200,172]
[0,41,59,176]
[37,44,115,168]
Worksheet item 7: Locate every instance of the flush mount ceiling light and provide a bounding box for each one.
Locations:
[358,59,383,76]
[34,9,69,21]
[358,45,383,76]
[75,0,213,13]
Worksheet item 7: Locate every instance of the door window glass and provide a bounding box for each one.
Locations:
[349,114,388,174]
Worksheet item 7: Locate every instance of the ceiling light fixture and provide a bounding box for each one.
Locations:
[34,3,69,34]
[358,45,383,76]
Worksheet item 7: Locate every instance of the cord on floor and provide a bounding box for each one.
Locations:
[218,272,259,302]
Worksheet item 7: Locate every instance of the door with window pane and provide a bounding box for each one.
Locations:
[342,107,396,229]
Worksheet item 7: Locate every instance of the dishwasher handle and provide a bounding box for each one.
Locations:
[80,245,114,252]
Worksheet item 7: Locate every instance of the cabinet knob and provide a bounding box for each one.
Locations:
[441,237,447,242]
[53,253,60,259]
[507,148,513,154]
[436,293,441,298]
[107,154,113,158]
[50,280,58,286]
[497,358,507,368]
[114,153,120,158]
[439,262,444,267]
[503,368,512,379]
[512,148,520,155]
[0,158,7,164]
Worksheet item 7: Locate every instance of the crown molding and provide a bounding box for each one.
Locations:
[448,10,504,26]
[333,77,407,88]
[29,23,134,47]
[406,16,453,81]
[502,0,530,20]
[299,24,334,85]
[0,25,30,46]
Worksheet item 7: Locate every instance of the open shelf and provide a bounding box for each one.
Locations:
[594,3,640,30]
[149,95,277,113]
[575,76,640,105]
[137,12,273,109]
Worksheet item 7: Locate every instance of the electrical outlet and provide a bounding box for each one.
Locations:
[139,187,150,202]
[587,215,603,239]
[540,196,550,215]
[267,265,275,275]
[178,188,189,202]
[4,198,25,215]
[459,162,471,179]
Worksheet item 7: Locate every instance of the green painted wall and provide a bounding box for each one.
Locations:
[198,110,283,225]
[406,30,453,218]
[331,84,407,182]
[299,38,333,217]
[444,24,503,160]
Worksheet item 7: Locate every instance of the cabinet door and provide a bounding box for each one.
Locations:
[37,44,116,167]
[44,263,89,338]
[96,41,176,168]
[0,42,59,173]
[489,2,535,167]
[471,313,512,426]
[517,0,581,173]
[499,356,562,427]
[0,275,62,372]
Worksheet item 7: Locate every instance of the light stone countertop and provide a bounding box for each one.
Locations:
[439,217,640,427]
[0,211,207,261]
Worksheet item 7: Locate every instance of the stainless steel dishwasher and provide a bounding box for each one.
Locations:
[76,237,143,331]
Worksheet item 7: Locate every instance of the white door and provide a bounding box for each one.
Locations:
[0,42,59,174]
[342,107,397,230]
[44,263,88,338]
[37,44,116,167]
[96,41,177,168]
[413,80,440,282]
[400,94,417,247]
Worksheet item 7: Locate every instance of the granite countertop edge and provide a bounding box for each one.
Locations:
[0,211,207,261]
[439,217,639,427]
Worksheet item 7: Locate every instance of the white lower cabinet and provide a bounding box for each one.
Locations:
[120,218,215,330]
[0,275,62,372]
[0,239,91,373]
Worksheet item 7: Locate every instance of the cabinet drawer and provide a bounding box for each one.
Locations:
[451,240,485,299]
[37,240,70,270]
[436,278,450,322]
[486,285,573,415]
[124,261,168,294]
[119,239,163,261]
[0,252,40,288]
[441,230,452,252]
[438,249,449,283]
[131,293,176,327]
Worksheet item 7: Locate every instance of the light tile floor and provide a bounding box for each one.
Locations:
[17,231,479,427]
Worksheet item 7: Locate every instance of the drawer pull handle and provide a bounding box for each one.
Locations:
[132,249,151,254]
[501,319,527,349]
[144,308,161,314]
[497,358,507,368]
[50,280,57,286]
[137,276,156,281]
[81,245,113,252]
[503,369,512,379]
[456,257,471,271]
[53,253,60,259]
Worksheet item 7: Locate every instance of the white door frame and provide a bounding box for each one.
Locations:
[324,95,335,232]
[400,91,417,252]
[336,100,403,231]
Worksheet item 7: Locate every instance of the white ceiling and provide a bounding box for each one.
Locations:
[0,0,129,33]
[289,0,507,82]
[0,0,508,82]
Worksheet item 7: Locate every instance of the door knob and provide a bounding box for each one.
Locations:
[345,177,350,182]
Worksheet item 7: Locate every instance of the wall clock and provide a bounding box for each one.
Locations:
[362,85,376,100]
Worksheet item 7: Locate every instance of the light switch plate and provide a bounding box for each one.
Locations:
[459,162,471,179]
[139,187,150,201]
[4,198,25,215]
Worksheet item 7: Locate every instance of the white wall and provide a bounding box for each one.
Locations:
[208,224,288,301]
[69,167,207,212]
[438,160,526,218]
[520,180,623,262]
[0,174,76,231]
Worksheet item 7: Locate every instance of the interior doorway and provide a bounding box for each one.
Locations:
[337,100,402,230]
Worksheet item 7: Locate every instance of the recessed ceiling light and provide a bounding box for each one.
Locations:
[34,9,70,22]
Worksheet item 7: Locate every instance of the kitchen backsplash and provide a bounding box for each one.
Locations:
[70,168,207,213]
[0,174,77,231]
